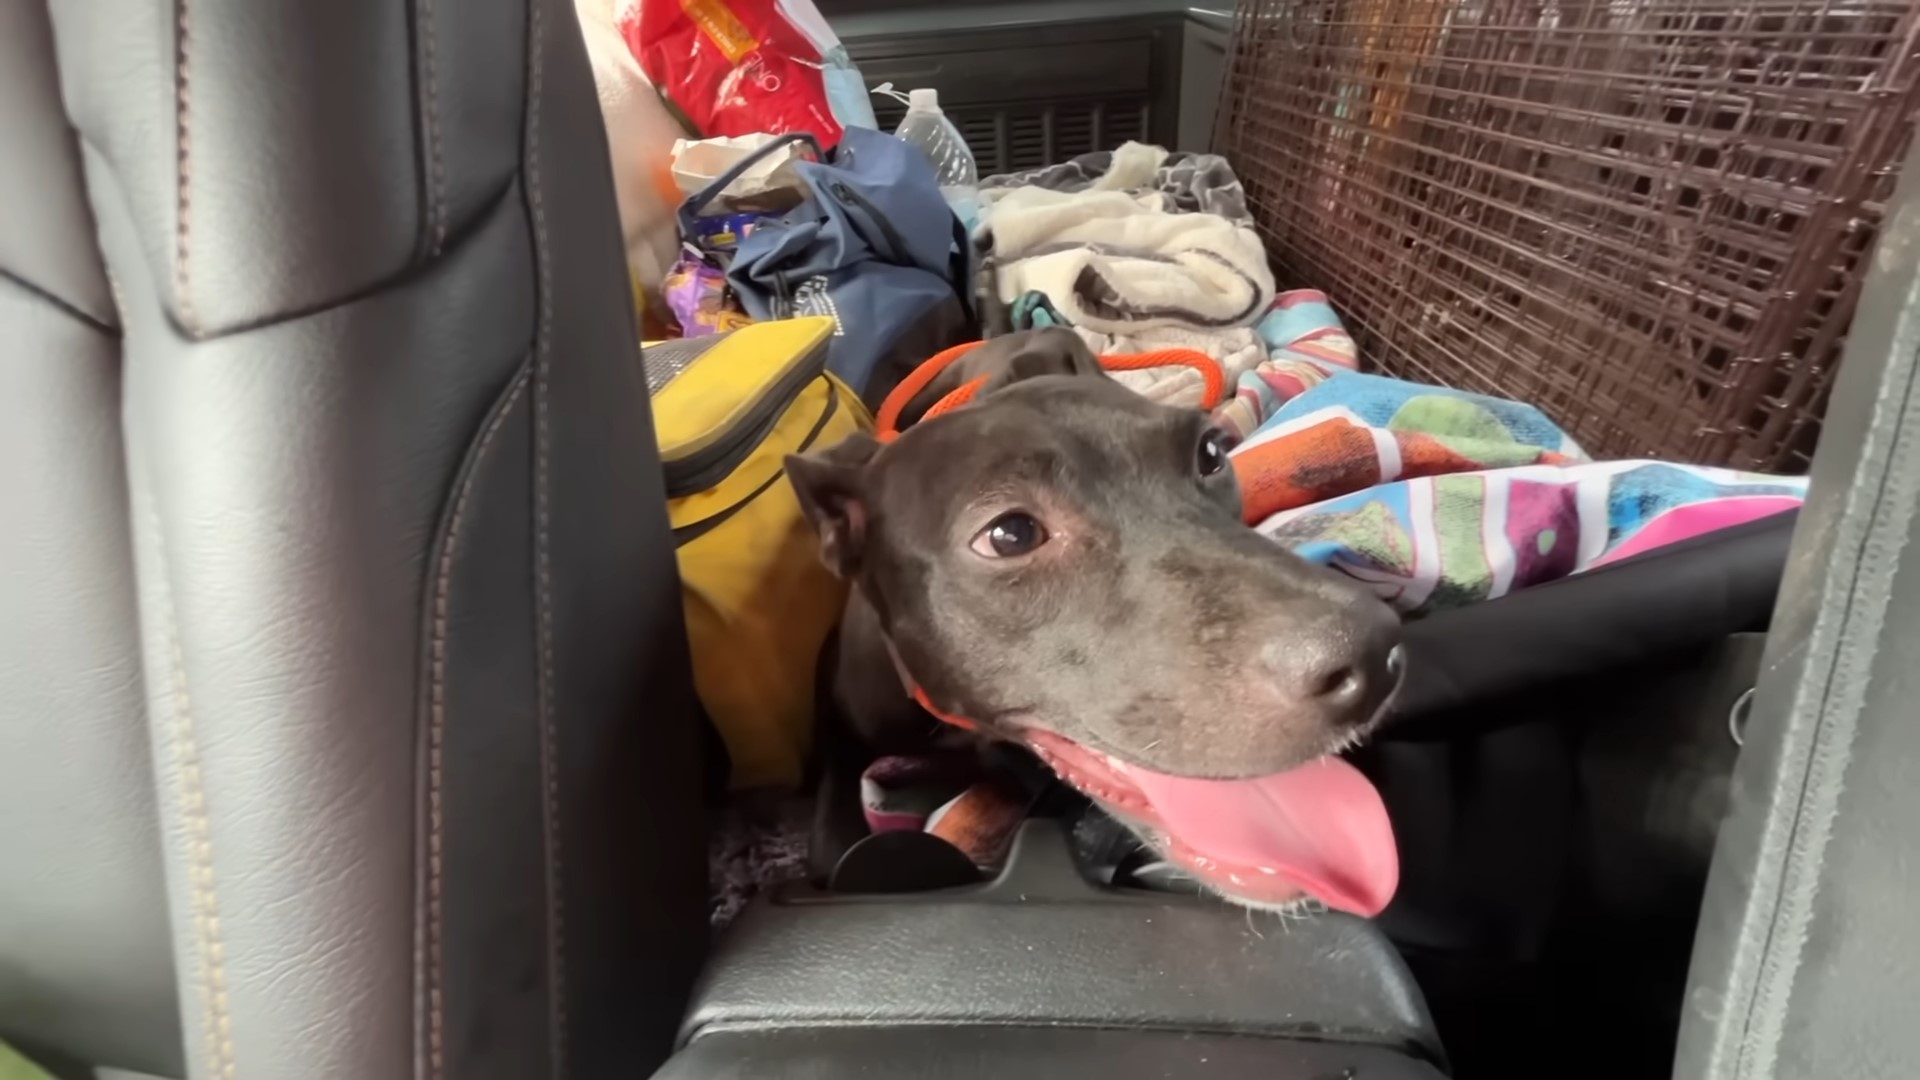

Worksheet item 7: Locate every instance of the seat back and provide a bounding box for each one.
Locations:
[1674,136,1920,1078]
[0,0,707,1076]
[0,2,178,1073]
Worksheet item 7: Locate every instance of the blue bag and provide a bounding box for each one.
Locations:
[681,129,974,404]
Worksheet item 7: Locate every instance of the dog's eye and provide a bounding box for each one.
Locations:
[1197,429,1235,478]
[971,512,1049,558]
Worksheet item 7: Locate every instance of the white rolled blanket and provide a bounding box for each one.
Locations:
[982,187,1276,338]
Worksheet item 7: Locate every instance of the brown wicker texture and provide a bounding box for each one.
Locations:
[1216,0,1920,470]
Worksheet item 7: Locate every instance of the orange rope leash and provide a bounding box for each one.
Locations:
[873,340,984,440]
[874,342,1227,442]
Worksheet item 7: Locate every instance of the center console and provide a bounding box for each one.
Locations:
[654,821,1446,1078]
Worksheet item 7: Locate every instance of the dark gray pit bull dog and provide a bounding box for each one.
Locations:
[785,328,1407,915]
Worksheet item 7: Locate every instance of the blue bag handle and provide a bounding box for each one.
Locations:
[676,132,827,236]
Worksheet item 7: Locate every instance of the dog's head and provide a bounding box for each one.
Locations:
[788,329,1403,915]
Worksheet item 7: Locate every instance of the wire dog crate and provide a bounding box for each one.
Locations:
[1215,0,1920,470]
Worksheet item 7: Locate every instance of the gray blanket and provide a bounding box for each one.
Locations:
[981,143,1252,223]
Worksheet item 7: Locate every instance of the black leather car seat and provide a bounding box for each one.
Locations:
[0,0,707,1076]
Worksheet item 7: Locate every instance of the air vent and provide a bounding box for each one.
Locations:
[873,97,1151,175]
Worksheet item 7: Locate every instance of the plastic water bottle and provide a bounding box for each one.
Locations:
[878,85,980,230]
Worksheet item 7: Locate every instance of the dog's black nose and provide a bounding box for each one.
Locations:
[1287,615,1401,727]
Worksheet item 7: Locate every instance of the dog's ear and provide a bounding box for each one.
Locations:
[976,327,1106,396]
[785,432,882,578]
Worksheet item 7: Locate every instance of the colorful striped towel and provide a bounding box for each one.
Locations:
[1219,294,1806,616]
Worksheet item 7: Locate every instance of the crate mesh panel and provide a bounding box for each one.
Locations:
[1215,0,1920,470]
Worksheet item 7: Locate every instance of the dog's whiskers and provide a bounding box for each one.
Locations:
[1323,726,1368,758]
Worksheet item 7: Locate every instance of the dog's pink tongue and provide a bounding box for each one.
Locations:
[1115,757,1399,917]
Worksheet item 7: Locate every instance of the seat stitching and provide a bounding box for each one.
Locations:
[420,0,447,255]
[137,176,516,343]
[144,494,235,1078]
[525,0,569,1074]
[425,370,531,1080]
[174,0,199,335]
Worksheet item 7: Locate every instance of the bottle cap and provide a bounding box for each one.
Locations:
[908,88,940,111]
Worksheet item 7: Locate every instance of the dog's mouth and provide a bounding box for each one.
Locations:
[1021,729,1398,916]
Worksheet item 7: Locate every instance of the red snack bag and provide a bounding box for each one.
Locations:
[621,0,845,145]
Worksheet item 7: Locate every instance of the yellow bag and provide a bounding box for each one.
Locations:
[645,317,870,790]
